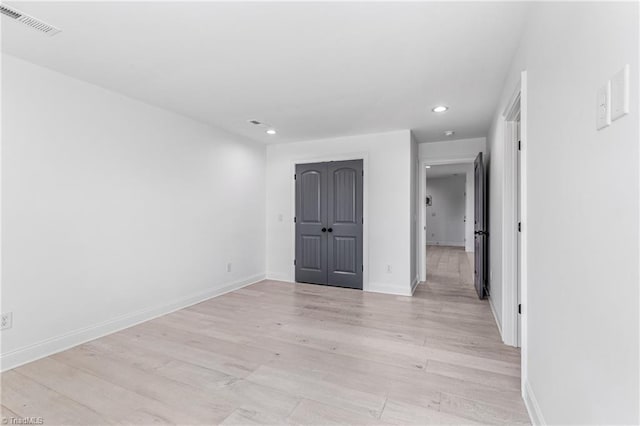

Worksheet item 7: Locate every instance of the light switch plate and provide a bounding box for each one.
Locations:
[596,81,611,130]
[611,64,630,121]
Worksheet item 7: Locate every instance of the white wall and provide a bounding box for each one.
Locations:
[410,132,419,292]
[265,130,414,296]
[418,137,486,161]
[1,54,267,370]
[488,3,639,424]
[464,164,475,252]
[425,175,466,247]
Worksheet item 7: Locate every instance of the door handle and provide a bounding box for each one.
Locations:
[474,230,489,236]
[321,228,327,233]
[328,228,333,233]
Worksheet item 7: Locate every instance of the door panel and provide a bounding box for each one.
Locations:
[295,164,327,285]
[332,167,357,223]
[474,152,487,299]
[327,160,363,289]
[333,237,358,273]
[300,235,323,271]
[300,171,322,223]
[295,160,363,290]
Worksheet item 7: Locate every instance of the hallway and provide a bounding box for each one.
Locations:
[421,245,476,303]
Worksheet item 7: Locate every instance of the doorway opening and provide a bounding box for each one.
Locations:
[422,161,478,296]
[502,74,526,350]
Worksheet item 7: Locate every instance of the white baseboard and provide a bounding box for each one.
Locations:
[410,275,420,295]
[427,241,465,247]
[266,274,414,297]
[0,273,265,372]
[366,282,412,296]
[523,380,545,425]
[488,295,503,337]
[266,272,292,282]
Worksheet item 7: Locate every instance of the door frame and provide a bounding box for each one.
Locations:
[502,72,528,391]
[290,153,369,291]
[419,156,476,283]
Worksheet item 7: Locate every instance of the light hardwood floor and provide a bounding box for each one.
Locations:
[1,246,529,425]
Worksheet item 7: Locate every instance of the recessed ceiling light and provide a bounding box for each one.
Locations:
[444,130,455,136]
[425,166,431,169]
[266,129,277,135]
[432,105,449,113]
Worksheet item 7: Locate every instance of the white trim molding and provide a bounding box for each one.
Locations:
[410,275,420,295]
[0,274,266,372]
[524,380,546,425]
[265,272,291,282]
[489,296,502,336]
[367,281,413,297]
[501,79,521,348]
[520,71,529,396]
[426,241,465,247]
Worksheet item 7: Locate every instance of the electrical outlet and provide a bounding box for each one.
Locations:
[226,263,232,273]
[1,312,13,330]
[386,265,392,273]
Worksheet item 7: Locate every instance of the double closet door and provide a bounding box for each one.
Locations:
[295,159,363,290]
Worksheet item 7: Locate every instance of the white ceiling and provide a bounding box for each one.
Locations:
[1,1,529,144]
[426,163,471,179]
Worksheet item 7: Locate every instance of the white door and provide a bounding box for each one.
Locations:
[516,117,522,347]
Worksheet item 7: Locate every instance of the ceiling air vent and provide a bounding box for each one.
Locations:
[0,3,61,36]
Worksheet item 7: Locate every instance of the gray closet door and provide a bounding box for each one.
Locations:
[295,160,363,290]
[295,163,328,285]
[327,160,363,289]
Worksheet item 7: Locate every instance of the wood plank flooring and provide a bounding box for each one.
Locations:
[1,246,529,425]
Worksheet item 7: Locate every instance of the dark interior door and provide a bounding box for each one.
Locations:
[295,163,328,285]
[474,152,487,299]
[295,160,363,289]
[327,160,363,289]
